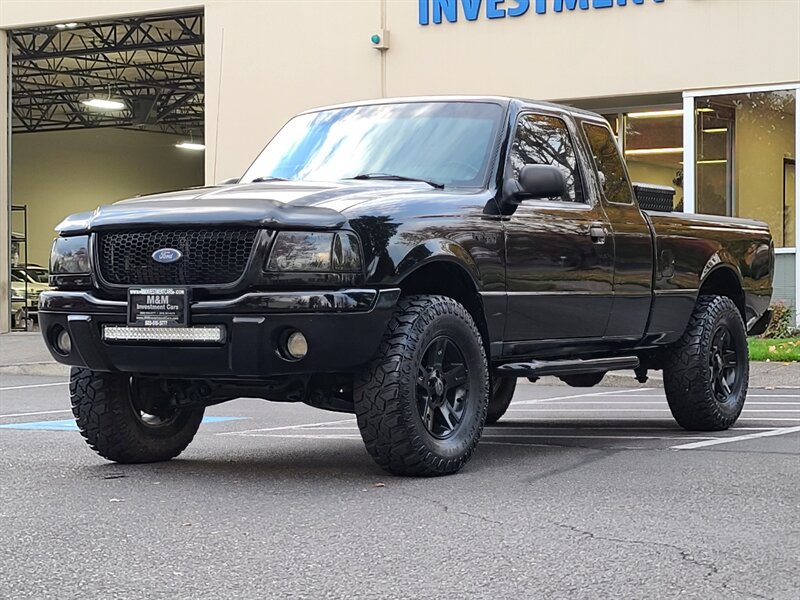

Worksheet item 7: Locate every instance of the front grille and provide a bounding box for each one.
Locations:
[98,228,258,286]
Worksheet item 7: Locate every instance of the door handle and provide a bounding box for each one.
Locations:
[589,223,607,245]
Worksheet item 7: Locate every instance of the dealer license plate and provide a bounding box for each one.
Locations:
[128,287,189,327]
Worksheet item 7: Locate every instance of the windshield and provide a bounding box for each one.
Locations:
[241,102,504,187]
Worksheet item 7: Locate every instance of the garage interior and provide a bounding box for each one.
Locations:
[8,10,205,330]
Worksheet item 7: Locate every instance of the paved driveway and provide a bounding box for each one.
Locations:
[1,374,798,599]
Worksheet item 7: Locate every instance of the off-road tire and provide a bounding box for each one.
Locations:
[560,373,606,388]
[354,295,489,477]
[70,368,205,463]
[663,295,749,431]
[486,377,517,425]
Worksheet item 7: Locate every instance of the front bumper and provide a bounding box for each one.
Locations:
[39,288,400,377]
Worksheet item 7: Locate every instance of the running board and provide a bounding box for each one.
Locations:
[496,356,640,378]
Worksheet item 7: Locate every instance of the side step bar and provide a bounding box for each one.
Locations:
[496,356,640,378]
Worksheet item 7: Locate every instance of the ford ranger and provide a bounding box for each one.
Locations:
[40,97,774,476]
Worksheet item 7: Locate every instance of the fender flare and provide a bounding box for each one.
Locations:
[393,238,482,289]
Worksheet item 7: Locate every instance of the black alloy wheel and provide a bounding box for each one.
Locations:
[416,336,469,439]
[663,295,749,431]
[70,368,205,463]
[354,295,489,477]
[709,326,742,405]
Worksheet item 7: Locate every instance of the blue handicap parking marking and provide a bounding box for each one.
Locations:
[0,416,245,431]
[0,419,79,431]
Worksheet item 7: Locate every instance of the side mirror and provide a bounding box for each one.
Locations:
[517,164,567,199]
[218,177,240,185]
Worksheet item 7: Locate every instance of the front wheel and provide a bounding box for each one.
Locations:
[354,295,489,477]
[70,368,205,463]
[663,295,749,431]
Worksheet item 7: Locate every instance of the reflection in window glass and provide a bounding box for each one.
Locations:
[583,123,634,205]
[695,91,796,247]
[241,102,503,187]
[624,109,684,210]
[509,114,584,203]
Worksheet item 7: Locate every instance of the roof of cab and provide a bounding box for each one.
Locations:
[298,95,605,122]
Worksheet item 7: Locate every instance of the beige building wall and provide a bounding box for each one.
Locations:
[2,0,799,183]
[203,0,382,182]
[11,129,204,266]
[1,0,799,329]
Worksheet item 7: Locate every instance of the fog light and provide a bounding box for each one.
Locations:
[55,329,72,355]
[286,331,308,360]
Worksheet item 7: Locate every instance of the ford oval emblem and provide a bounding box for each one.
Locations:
[152,248,183,264]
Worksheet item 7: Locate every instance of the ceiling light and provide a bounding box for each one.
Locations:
[82,98,126,110]
[703,128,728,134]
[55,23,78,29]
[175,142,205,151]
[625,148,684,156]
[627,109,684,119]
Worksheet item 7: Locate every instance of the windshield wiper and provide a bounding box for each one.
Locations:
[346,173,445,189]
[250,176,289,183]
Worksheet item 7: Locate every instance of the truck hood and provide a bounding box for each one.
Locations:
[56,180,438,234]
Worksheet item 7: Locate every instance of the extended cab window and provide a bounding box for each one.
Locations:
[582,123,634,205]
[509,114,585,203]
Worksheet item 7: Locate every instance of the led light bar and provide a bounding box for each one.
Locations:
[103,325,225,344]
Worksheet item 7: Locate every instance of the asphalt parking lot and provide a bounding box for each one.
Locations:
[1,373,798,600]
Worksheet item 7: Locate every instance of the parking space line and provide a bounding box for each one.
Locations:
[513,388,654,406]
[499,416,800,421]
[510,401,799,406]
[217,418,355,436]
[495,423,773,431]
[0,382,69,392]
[482,433,713,440]
[234,433,362,440]
[507,408,800,413]
[0,409,72,419]
[481,441,558,449]
[671,426,800,450]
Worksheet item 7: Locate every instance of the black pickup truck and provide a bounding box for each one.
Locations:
[40,97,773,476]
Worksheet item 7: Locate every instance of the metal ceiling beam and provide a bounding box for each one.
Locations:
[11,11,204,135]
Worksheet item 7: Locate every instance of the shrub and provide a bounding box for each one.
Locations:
[762,301,798,339]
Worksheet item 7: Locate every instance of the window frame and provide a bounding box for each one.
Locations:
[580,120,637,207]
[506,110,591,207]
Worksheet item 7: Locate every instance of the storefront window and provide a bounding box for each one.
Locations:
[695,91,796,247]
[623,109,684,210]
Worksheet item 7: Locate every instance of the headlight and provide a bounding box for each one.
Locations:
[50,235,91,274]
[266,231,362,272]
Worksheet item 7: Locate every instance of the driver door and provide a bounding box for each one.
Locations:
[503,112,614,346]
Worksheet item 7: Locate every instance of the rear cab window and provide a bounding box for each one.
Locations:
[582,122,635,205]
[509,113,586,204]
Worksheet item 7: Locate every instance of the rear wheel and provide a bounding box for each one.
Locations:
[663,295,749,431]
[486,377,517,425]
[354,295,489,477]
[70,368,204,463]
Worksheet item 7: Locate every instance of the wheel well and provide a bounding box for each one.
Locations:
[399,262,490,354]
[699,267,745,319]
